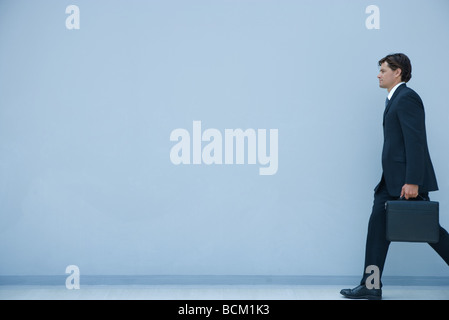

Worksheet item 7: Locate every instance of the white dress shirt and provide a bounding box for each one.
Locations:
[387,82,406,100]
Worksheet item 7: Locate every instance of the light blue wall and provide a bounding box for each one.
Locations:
[1,0,449,278]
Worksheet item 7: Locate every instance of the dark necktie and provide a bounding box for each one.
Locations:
[383,97,390,125]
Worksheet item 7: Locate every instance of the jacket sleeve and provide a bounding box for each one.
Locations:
[396,92,426,186]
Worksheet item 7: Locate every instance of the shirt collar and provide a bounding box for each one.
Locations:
[387,82,406,100]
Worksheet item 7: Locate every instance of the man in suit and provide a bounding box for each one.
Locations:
[340,53,449,299]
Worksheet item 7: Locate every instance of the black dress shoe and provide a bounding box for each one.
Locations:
[340,285,382,300]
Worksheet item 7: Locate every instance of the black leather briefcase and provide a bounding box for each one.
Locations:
[385,199,439,243]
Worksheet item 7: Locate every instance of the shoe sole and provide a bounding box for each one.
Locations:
[341,294,382,300]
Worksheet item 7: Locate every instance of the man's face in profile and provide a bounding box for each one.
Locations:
[377,62,400,91]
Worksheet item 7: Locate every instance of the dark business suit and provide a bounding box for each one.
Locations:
[361,83,449,286]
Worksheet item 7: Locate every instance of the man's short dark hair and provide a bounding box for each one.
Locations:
[378,53,412,82]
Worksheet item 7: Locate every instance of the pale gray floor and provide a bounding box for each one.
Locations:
[1,284,449,300]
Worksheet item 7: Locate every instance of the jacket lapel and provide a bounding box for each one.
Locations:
[383,83,406,125]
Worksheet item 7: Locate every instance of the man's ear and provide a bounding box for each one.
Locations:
[394,68,403,79]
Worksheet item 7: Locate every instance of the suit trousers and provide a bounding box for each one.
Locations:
[361,178,449,286]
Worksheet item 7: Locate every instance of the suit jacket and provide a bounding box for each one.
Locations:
[375,83,438,197]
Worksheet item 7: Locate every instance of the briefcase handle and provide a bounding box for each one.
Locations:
[386,195,431,209]
[399,195,427,201]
